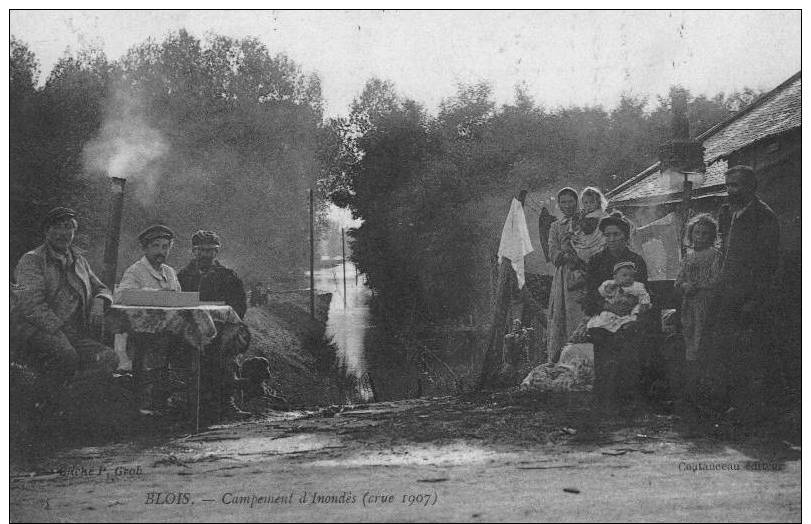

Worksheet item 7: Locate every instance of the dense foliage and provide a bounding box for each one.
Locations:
[11,32,758,325]
[323,79,758,325]
[10,32,327,282]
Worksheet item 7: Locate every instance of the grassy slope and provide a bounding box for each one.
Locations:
[242,291,338,408]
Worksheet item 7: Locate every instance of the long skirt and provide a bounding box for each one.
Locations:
[681,290,713,362]
[546,264,586,363]
[588,326,646,405]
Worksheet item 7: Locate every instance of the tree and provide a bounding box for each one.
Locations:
[10,36,44,267]
[325,77,752,331]
[102,30,327,279]
[10,36,38,96]
[10,32,328,284]
[10,40,113,265]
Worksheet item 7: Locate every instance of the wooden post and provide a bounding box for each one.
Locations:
[680,175,694,257]
[309,189,316,319]
[478,257,513,390]
[341,227,347,309]
[195,346,201,434]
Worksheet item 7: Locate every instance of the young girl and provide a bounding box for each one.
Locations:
[571,187,608,261]
[586,261,651,333]
[675,214,723,363]
[563,187,608,290]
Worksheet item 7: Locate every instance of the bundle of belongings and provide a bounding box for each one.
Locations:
[520,343,594,392]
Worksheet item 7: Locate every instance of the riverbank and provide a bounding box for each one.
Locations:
[243,291,339,407]
[9,390,801,522]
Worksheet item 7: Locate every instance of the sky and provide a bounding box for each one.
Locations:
[10,10,801,120]
[11,10,799,230]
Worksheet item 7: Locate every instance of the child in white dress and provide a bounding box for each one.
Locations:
[586,261,651,333]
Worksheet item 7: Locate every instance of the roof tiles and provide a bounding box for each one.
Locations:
[610,72,801,204]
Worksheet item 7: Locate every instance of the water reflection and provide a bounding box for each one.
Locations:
[313,262,374,402]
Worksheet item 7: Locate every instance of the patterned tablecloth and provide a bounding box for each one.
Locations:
[107,304,242,349]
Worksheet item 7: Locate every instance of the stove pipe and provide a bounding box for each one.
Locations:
[101,177,126,289]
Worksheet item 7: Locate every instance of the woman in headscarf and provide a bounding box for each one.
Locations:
[546,187,587,363]
[583,212,653,408]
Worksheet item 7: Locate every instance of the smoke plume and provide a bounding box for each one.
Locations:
[82,91,168,204]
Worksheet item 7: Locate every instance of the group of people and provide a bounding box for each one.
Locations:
[544,165,780,423]
[12,207,257,423]
[11,163,782,428]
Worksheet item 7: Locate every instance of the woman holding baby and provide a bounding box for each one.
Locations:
[583,212,654,408]
[546,186,608,363]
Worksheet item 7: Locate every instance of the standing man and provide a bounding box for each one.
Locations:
[707,165,780,424]
[178,230,250,421]
[12,207,117,403]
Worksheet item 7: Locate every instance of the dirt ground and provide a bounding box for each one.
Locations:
[9,390,801,522]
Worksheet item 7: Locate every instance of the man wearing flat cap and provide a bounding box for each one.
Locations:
[12,207,117,401]
[178,230,247,318]
[117,225,181,296]
[178,230,251,421]
[117,224,181,414]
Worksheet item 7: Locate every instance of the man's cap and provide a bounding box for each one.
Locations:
[42,207,77,229]
[613,261,636,274]
[191,230,221,248]
[599,212,631,238]
[138,224,175,246]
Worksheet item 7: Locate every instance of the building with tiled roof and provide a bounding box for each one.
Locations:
[608,71,800,208]
[603,71,801,416]
[606,71,800,283]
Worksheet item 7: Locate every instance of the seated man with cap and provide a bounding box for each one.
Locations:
[178,230,247,318]
[117,224,181,415]
[178,230,251,421]
[117,225,181,296]
[12,207,118,406]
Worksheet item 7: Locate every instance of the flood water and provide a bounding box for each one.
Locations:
[312,261,375,402]
[311,261,478,403]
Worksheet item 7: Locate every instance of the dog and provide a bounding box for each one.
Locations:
[238,356,287,412]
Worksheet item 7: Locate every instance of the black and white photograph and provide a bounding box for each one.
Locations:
[7,9,802,522]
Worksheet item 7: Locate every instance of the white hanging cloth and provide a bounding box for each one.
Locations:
[497,198,534,289]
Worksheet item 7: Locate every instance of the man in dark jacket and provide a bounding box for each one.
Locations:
[12,207,117,398]
[177,231,247,318]
[178,230,250,420]
[708,165,780,422]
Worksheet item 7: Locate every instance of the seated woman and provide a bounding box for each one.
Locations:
[583,212,655,408]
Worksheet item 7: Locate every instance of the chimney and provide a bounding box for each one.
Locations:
[659,89,705,188]
[101,177,126,288]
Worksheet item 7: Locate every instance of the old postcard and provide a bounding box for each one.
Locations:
[8,9,801,522]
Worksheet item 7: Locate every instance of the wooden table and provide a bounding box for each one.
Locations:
[107,304,242,432]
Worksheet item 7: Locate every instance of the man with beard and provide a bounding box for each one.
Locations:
[177,230,251,421]
[177,230,247,318]
[12,207,117,405]
[117,225,181,414]
[704,165,780,425]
